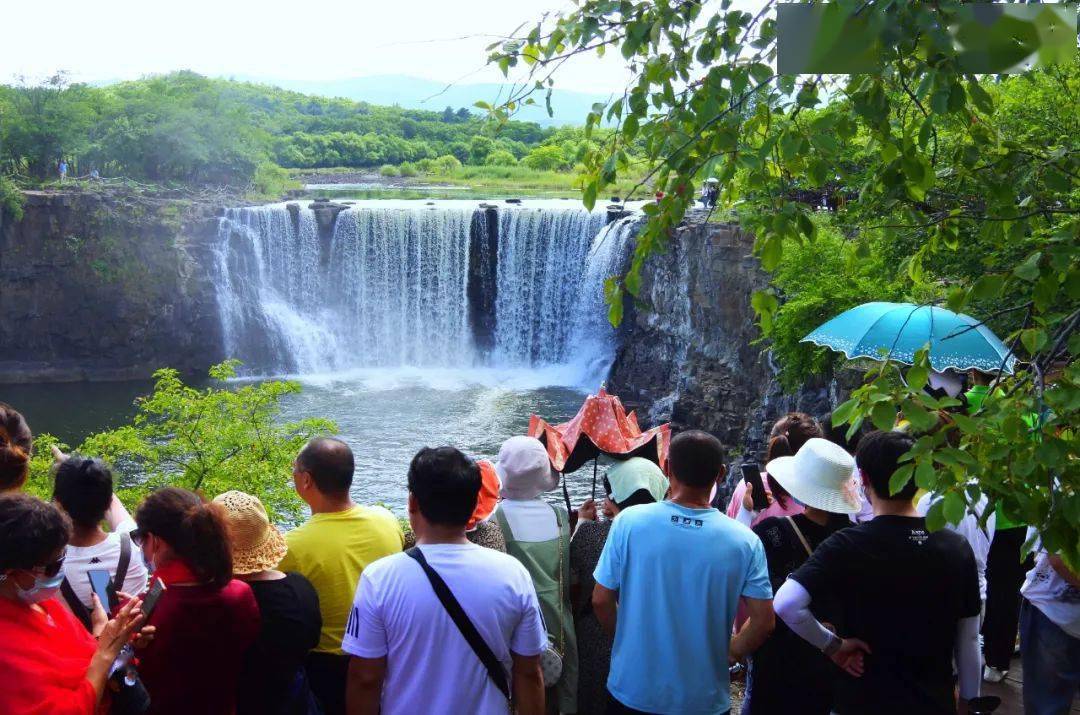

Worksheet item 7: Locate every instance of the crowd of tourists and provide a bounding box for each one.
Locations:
[0,393,1076,715]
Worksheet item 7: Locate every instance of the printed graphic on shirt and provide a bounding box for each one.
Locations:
[670,515,704,529]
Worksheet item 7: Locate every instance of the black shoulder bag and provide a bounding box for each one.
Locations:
[406,547,512,702]
[61,531,133,630]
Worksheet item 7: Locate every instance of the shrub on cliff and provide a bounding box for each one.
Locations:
[379,164,399,177]
[25,361,335,524]
[0,175,24,221]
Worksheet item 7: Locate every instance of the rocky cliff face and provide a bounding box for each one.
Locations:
[0,191,224,382]
[608,219,849,497]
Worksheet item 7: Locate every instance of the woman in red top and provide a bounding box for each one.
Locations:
[0,493,147,714]
[132,487,261,715]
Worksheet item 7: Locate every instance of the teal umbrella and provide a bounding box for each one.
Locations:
[802,302,1016,374]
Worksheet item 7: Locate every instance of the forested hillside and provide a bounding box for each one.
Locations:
[0,71,605,193]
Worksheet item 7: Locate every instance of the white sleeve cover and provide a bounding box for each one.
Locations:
[773,578,834,651]
[735,503,757,527]
[955,614,982,701]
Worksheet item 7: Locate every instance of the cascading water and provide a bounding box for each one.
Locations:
[212,200,639,385]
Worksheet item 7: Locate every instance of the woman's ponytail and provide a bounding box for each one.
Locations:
[0,404,33,491]
[179,501,233,588]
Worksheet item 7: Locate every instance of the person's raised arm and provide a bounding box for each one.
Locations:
[954,615,981,714]
[510,652,545,715]
[105,494,133,531]
[346,656,385,715]
[83,596,146,708]
[729,597,775,662]
[592,582,618,637]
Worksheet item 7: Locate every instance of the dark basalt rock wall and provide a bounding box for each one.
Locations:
[0,191,224,383]
[608,219,851,502]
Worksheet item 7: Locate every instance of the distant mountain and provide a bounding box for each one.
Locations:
[223,74,610,127]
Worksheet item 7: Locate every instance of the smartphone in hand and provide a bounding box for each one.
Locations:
[740,463,771,511]
[87,569,114,613]
[140,578,167,621]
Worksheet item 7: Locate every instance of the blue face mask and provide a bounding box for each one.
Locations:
[1,570,65,605]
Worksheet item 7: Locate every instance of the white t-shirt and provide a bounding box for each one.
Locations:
[342,543,547,715]
[1021,543,1080,639]
[916,493,995,602]
[62,518,149,609]
[496,499,559,542]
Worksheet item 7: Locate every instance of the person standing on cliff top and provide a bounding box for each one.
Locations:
[279,437,404,715]
[58,159,67,183]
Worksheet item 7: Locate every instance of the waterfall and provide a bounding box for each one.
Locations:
[212,201,639,382]
[492,206,609,365]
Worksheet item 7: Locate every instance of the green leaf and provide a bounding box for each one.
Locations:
[925,499,946,532]
[832,398,859,427]
[915,461,937,490]
[971,274,1006,300]
[871,402,897,431]
[1020,328,1047,356]
[759,236,783,271]
[582,181,597,211]
[889,464,915,497]
[1014,252,1042,282]
[943,491,966,525]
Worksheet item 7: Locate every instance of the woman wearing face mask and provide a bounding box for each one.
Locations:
[570,458,668,715]
[132,487,261,715]
[0,493,147,714]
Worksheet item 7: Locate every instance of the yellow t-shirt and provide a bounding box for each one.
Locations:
[278,505,404,653]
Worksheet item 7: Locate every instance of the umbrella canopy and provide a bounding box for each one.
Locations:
[529,387,670,474]
[802,302,1016,374]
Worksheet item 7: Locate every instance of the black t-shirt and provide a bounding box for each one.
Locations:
[791,515,981,715]
[237,572,322,715]
[748,514,848,715]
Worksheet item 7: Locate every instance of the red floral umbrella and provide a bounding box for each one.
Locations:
[529,387,670,478]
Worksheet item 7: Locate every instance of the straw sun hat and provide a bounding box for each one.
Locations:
[765,438,862,515]
[213,490,288,575]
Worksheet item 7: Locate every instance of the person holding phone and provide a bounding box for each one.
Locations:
[727,413,822,528]
[132,487,260,715]
[0,493,149,714]
[53,451,149,625]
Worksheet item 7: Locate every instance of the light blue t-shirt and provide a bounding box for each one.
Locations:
[594,501,772,714]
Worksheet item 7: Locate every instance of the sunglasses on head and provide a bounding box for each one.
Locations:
[130,528,146,547]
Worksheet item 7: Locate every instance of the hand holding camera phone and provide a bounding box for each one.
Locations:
[740,463,771,511]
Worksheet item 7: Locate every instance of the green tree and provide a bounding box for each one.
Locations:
[2,73,97,178]
[25,361,335,523]
[468,135,494,164]
[432,154,463,174]
[485,149,518,166]
[522,144,566,171]
[491,3,1080,566]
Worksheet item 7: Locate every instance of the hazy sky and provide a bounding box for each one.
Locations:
[0,0,636,93]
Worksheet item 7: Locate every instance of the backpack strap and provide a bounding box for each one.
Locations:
[114,532,132,594]
[60,577,94,631]
[406,547,512,702]
[785,516,814,558]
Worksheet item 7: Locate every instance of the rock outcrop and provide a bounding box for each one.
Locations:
[608,219,852,500]
[0,191,223,382]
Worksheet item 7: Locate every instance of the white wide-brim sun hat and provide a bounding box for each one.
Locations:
[765,437,862,515]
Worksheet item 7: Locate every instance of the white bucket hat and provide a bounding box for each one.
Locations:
[765,437,862,514]
[496,436,558,500]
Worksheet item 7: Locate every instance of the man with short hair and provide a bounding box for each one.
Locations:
[280,437,404,715]
[775,430,982,715]
[52,452,149,621]
[343,446,546,715]
[592,430,775,714]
